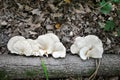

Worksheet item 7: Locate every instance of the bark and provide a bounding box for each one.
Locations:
[0,54,120,79]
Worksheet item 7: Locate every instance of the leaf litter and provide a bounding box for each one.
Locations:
[0,0,120,55]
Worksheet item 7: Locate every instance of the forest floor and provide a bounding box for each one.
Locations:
[0,0,120,80]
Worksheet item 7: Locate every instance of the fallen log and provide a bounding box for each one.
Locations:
[0,54,120,79]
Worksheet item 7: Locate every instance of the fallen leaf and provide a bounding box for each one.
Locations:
[29,31,37,35]
[17,3,24,10]
[51,13,63,18]
[64,0,71,3]
[85,4,91,13]
[25,5,33,11]
[55,23,61,29]
[48,3,58,12]
[31,9,41,15]
[1,21,7,26]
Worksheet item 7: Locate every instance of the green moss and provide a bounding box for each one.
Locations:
[0,70,10,80]
[87,68,95,75]
[24,69,40,78]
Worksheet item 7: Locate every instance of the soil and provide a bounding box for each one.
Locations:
[0,0,120,80]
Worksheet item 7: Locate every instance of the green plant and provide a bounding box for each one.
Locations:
[0,70,10,80]
[117,10,120,17]
[99,0,120,36]
[112,0,120,3]
[24,69,40,78]
[100,20,120,37]
[100,0,120,14]
[41,60,49,80]
[117,27,120,37]
[104,20,115,31]
[100,0,112,14]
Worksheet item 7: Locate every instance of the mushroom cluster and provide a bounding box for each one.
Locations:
[70,35,103,60]
[7,33,66,58]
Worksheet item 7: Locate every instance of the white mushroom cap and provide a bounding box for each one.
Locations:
[79,45,92,60]
[12,40,33,56]
[36,33,66,58]
[27,39,42,56]
[84,35,103,59]
[7,36,25,53]
[74,37,86,48]
[45,33,60,42]
[7,33,66,58]
[85,35,103,47]
[70,35,103,60]
[70,37,85,54]
[87,46,103,58]
[70,44,79,54]
[36,34,54,55]
[52,42,66,58]
[39,49,46,56]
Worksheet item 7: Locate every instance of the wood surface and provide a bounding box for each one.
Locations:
[0,54,120,79]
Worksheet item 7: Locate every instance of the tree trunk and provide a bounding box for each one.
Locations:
[0,54,120,79]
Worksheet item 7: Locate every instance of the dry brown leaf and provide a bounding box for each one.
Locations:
[25,5,33,11]
[48,3,58,12]
[73,3,85,13]
[31,9,41,15]
[1,21,7,26]
[64,0,71,4]
[17,3,24,10]
[29,31,37,35]
[51,13,63,18]
[55,23,61,29]
[85,4,91,13]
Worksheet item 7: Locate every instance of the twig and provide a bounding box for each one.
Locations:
[88,59,101,80]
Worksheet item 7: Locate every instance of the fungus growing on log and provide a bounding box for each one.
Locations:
[70,35,103,60]
[7,33,66,58]
[36,33,66,58]
[27,39,43,56]
[7,36,40,56]
[7,36,25,54]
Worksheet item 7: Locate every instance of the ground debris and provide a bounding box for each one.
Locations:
[0,0,120,54]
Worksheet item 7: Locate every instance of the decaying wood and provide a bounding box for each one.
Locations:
[0,54,120,79]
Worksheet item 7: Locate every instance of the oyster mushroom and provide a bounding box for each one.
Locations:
[7,36,26,53]
[52,42,66,58]
[70,37,85,54]
[12,40,33,56]
[46,33,60,42]
[36,33,66,58]
[70,35,103,60]
[36,34,54,56]
[27,39,43,56]
[7,33,66,58]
